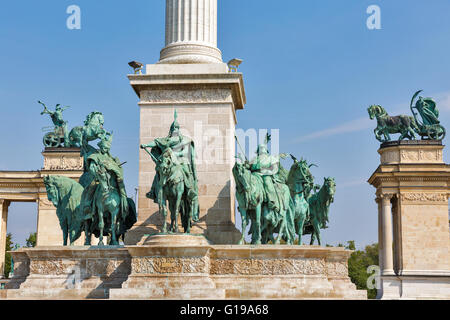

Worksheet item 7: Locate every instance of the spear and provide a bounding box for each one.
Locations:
[142,146,161,163]
[234,135,248,162]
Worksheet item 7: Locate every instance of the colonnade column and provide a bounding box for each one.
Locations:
[0,199,10,278]
[380,193,395,275]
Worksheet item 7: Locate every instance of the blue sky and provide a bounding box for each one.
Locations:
[1,0,450,247]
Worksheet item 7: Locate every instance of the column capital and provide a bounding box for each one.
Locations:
[0,199,10,208]
[380,193,395,205]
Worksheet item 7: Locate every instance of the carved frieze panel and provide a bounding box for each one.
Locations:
[400,193,448,203]
[43,154,83,171]
[141,89,232,104]
[326,261,349,278]
[86,258,130,277]
[29,259,78,275]
[131,256,208,274]
[381,148,443,165]
[210,258,326,276]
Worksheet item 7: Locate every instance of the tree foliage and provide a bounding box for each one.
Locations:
[4,233,13,278]
[346,241,379,299]
[26,232,37,248]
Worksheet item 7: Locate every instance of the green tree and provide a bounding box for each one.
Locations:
[4,233,13,278]
[25,232,37,247]
[345,241,379,299]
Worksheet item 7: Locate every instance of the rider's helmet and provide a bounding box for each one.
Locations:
[256,143,269,155]
[169,110,180,137]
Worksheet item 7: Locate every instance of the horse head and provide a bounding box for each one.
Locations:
[288,157,316,196]
[368,105,387,120]
[84,111,104,127]
[323,177,336,203]
[43,176,60,207]
[232,160,252,192]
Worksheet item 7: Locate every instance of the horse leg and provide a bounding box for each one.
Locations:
[297,216,305,245]
[110,209,119,246]
[63,224,68,246]
[238,208,247,245]
[98,209,105,246]
[310,230,315,245]
[84,220,91,246]
[275,216,285,245]
[169,199,177,233]
[160,200,167,233]
[313,220,322,246]
[184,197,192,234]
[174,188,183,233]
[254,204,262,245]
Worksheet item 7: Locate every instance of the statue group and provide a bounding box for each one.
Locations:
[41,105,335,246]
[41,103,137,246]
[233,135,336,245]
[368,90,446,142]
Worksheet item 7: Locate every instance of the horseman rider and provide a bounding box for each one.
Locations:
[81,133,129,225]
[248,135,287,213]
[140,110,199,221]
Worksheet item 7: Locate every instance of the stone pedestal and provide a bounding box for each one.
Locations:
[368,140,450,299]
[127,64,246,245]
[2,243,366,300]
[39,148,84,246]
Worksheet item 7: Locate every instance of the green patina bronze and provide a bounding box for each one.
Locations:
[368,90,446,142]
[233,135,336,245]
[39,101,71,148]
[410,90,446,140]
[43,175,85,245]
[39,102,108,148]
[80,124,137,246]
[140,110,199,234]
[43,111,136,246]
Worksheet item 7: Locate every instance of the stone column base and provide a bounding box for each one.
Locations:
[380,275,450,299]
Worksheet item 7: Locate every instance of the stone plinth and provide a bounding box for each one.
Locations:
[2,243,366,300]
[127,65,246,245]
[368,140,450,299]
[40,148,85,246]
[4,246,130,300]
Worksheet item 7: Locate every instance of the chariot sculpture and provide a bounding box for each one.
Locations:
[368,90,446,142]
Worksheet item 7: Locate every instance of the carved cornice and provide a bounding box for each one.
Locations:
[0,183,39,188]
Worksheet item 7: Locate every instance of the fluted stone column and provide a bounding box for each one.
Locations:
[381,194,395,276]
[0,200,10,278]
[159,0,222,64]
